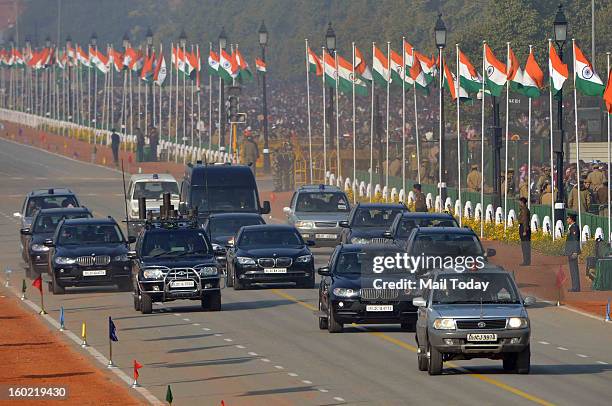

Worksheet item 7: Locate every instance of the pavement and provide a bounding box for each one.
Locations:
[1,135,612,405]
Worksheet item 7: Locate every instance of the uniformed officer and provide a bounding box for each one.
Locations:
[518,197,531,266]
[565,213,581,292]
[568,179,591,212]
[272,147,283,192]
[467,164,482,192]
[586,164,605,189]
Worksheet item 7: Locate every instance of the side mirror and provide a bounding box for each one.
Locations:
[225,240,235,249]
[283,206,292,216]
[127,250,137,260]
[339,220,349,228]
[317,267,331,276]
[260,201,271,215]
[486,248,496,257]
[383,231,393,239]
[127,236,137,244]
[20,228,31,235]
[306,240,316,247]
[43,238,54,247]
[523,296,536,307]
[13,212,22,218]
[412,297,427,307]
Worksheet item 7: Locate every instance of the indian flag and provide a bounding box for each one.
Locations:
[76,45,90,67]
[415,51,435,84]
[323,50,337,87]
[219,49,237,81]
[153,53,167,86]
[91,48,109,74]
[208,50,220,76]
[234,49,253,82]
[443,60,469,102]
[390,48,413,86]
[507,46,524,93]
[410,53,429,93]
[372,45,389,86]
[458,48,481,94]
[548,41,568,97]
[604,68,612,116]
[337,53,368,96]
[307,47,322,76]
[521,48,544,98]
[255,57,266,73]
[573,42,604,97]
[484,44,506,97]
[404,41,414,68]
[354,46,372,81]
[172,46,186,74]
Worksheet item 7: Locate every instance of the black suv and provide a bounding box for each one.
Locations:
[21,207,92,278]
[384,212,459,249]
[131,216,222,314]
[44,217,133,294]
[340,202,407,244]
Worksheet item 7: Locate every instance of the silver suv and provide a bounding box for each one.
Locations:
[414,268,533,375]
[284,185,350,247]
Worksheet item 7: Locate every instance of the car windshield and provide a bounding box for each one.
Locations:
[411,233,484,257]
[295,192,349,213]
[431,273,521,304]
[142,230,210,257]
[33,212,91,233]
[397,217,459,238]
[335,251,407,275]
[352,208,403,227]
[26,195,78,217]
[191,186,257,212]
[58,223,123,245]
[132,181,179,200]
[209,217,264,237]
[238,229,303,248]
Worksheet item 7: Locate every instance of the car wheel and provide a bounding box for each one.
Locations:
[327,306,343,333]
[417,346,429,371]
[515,345,530,374]
[318,300,328,330]
[502,354,517,371]
[427,342,443,375]
[233,271,246,290]
[140,293,153,314]
[202,291,222,311]
[401,320,416,332]
[133,289,141,311]
[226,269,234,287]
[51,276,65,295]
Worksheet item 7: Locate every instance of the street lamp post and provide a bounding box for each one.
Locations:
[45,36,51,118]
[146,27,154,134]
[553,3,568,226]
[325,22,336,169]
[219,27,227,152]
[259,20,270,173]
[67,34,74,122]
[434,14,448,206]
[90,32,97,127]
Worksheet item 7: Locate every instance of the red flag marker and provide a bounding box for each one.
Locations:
[32,275,47,315]
[132,360,143,388]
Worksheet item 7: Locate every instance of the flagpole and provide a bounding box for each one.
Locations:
[480,41,486,238]
[159,43,164,147]
[505,42,511,230]
[145,46,149,133]
[369,42,375,202]
[129,60,133,137]
[322,46,327,177]
[549,39,556,240]
[572,39,582,238]
[334,51,341,181]
[401,37,406,200]
[110,50,114,131]
[438,44,444,211]
[607,51,611,246]
[138,46,142,130]
[305,39,314,182]
[168,42,174,161]
[456,44,462,225]
[175,45,180,162]
[197,45,201,150]
[385,41,390,194]
[414,80,421,184]
[208,42,213,151]
[190,44,195,151]
[352,42,357,200]
[88,58,91,127]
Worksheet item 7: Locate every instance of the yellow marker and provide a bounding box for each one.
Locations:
[81,322,88,347]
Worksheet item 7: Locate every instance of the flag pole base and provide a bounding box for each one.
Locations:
[81,340,88,348]
[39,309,48,315]
[59,326,65,331]
[20,294,25,301]
[556,301,561,307]
[131,380,139,388]
[107,360,116,369]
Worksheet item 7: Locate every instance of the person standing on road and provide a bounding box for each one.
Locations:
[413,183,428,212]
[149,126,159,162]
[565,213,581,292]
[518,197,531,266]
[110,129,120,166]
[242,132,259,176]
[136,128,145,162]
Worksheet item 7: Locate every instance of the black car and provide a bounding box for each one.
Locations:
[21,207,92,278]
[317,244,420,333]
[340,202,408,244]
[44,217,133,294]
[201,213,266,271]
[226,224,316,289]
[132,216,222,314]
[384,212,459,249]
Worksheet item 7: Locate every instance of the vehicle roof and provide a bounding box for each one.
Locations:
[414,226,477,235]
[207,212,263,219]
[61,217,117,226]
[184,164,256,187]
[398,212,455,219]
[355,202,406,209]
[28,188,75,197]
[240,224,296,232]
[36,207,91,215]
[129,173,177,182]
[338,243,405,253]
[297,184,343,192]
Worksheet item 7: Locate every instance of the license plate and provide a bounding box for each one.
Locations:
[315,234,337,239]
[467,333,497,342]
[170,280,195,288]
[264,268,287,273]
[83,270,106,276]
[366,305,393,312]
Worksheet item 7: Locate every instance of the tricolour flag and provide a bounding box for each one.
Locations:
[307,47,322,76]
[255,57,266,73]
[484,44,507,97]
[186,49,201,86]
[521,48,544,98]
[390,48,413,86]
[404,41,414,68]
[91,49,109,74]
[507,46,524,93]
[323,50,337,87]
[172,46,186,75]
[337,53,368,96]
[219,49,237,81]
[140,52,156,82]
[109,48,123,72]
[76,45,90,67]
[153,54,167,86]
[458,48,481,94]
[410,53,429,93]
[234,49,253,82]
[604,68,612,116]
[208,50,220,76]
[414,50,435,85]
[573,42,605,97]
[548,42,568,97]
[372,45,390,86]
[354,46,372,81]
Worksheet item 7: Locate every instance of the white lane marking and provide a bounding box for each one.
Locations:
[597,361,608,365]
[274,365,284,370]
[182,318,190,322]
[202,327,210,331]
[576,354,589,358]
[557,346,568,351]
[288,372,298,377]
[235,345,246,349]
[302,380,312,384]
[224,338,233,342]
[214,333,222,337]
[248,352,258,356]
[319,389,329,393]
[192,323,200,326]
[538,341,550,345]
[174,313,181,316]
[333,397,345,402]
[261,358,270,363]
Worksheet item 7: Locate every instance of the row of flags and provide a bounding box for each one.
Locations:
[306,40,612,114]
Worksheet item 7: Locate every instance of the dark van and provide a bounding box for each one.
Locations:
[180,163,271,217]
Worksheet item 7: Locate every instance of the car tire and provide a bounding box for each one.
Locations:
[226,269,234,287]
[133,290,141,311]
[515,345,530,374]
[233,272,246,290]
[140,293,153,314]
[50,276,65,295]
[327,307,343,333]
[427,342,443,375]
[417,347,429,371]
[401,321,416,331]
[502,354,517,371]
[318,300,328,330]
[202,291,222,311]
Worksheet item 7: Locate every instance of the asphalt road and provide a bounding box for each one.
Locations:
[1,137,611,406]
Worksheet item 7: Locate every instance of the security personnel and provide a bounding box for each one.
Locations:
[272,147,283,192]
[518,179,529,200]
[568,179,591,212]
[136,127,145,162]
[540,183,553,206]
[413,183,427,212]
[149,126,159,162]
[518,197,531,266]
[586,164,605,189]
[467,164,482,192]
[110,128,120,166]
[242,132,260,176]
[389,155,402,177]
[565,213,581,292]
[280,142,294,191]
[420,159,433,185]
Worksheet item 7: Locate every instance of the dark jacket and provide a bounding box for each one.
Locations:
[111,132,120,149]
[414,191,427,212]
[564,223,581,256]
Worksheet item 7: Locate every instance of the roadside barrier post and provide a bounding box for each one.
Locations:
[108,316,118,368]
[132,360,143,388]
[165,385,173,405]
[20,279,26,300]
[606,299,611,322]
[59,306,65,331]
[4,267,12,287]
[81,322,88,347]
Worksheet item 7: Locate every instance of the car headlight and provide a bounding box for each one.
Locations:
[296,254,312,263]
[199,266,218,276]
[295,220,315,229]
[113,254,129,262]
[350,237,370,244]
[212,243,226,253]
[143,269,164,279]
[237,256,256,265]
[433,318,456,330]
[507,317,529,329]
[332,287,360,298]
[55,256,76,265]
[31,244,50,252]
